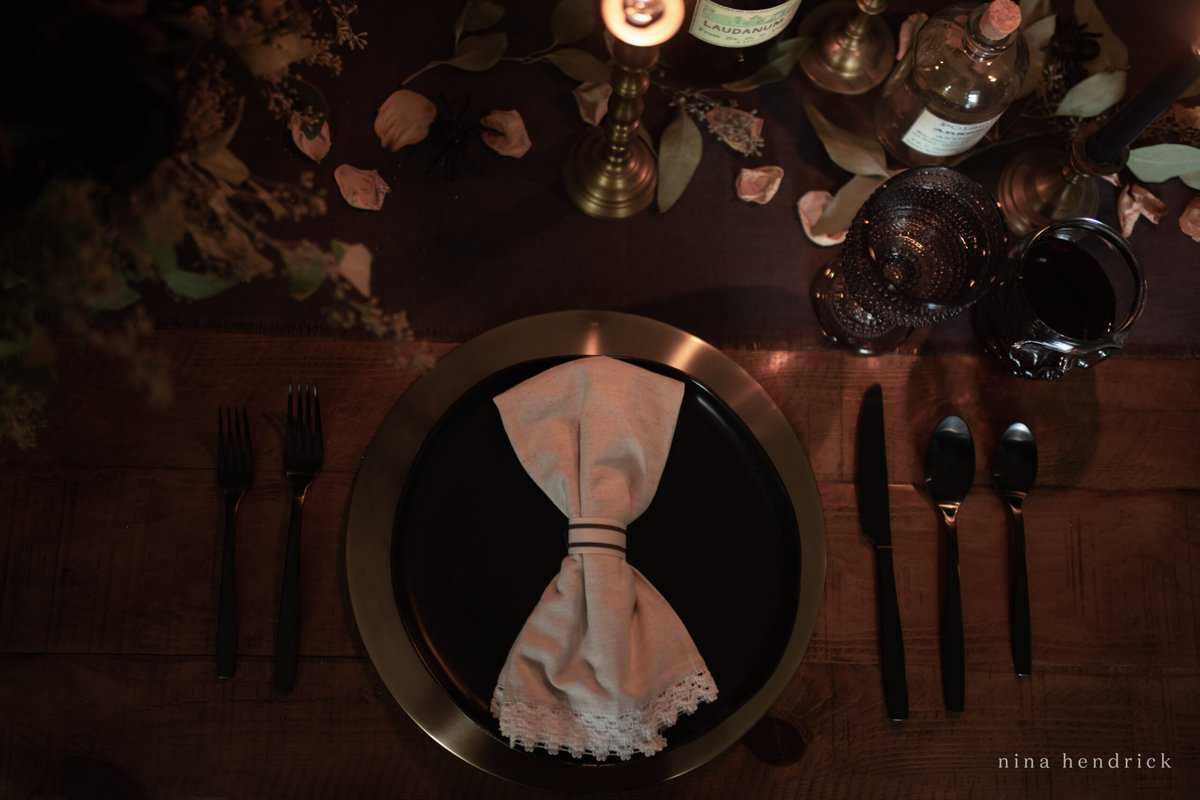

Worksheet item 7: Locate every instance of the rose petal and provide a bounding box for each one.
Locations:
[336,243,372,297]
[334,164,390,211]
[574,82,612,126]
[1116,184,1166,238]
[375,90,436,151]
[481,109,532,158]
[1180,196,1200,242]
[290,116,331,163]
[897,13,928,61]
[797,191,848,246]
[704,106,764,155]
[736,166,784,205]
[1100,173,1122,187]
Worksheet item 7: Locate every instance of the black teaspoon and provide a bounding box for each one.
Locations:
[993,422,1038,678]
[925,416,975,713]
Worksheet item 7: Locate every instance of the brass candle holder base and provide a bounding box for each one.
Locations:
[565,40,658,219]
[799,0,895,96]
[997,130,1126,236]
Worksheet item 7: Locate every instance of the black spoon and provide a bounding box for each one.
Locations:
[993,422,1038,678]
[925,416,975,713]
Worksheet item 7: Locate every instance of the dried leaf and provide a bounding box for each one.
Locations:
[446,32,508,71]
[375,90,436,150]
[573,82,612,126]
[896,13,928,62]
[1116,184,1166,237]
[705,106,764,155]
[195,147,250,185]
[1180,196,1200,242]
[803,103,889,177]
[335,165,391,210]
[797,192,846,247]
[159,249,240,299]
[290,117,331,163]
[657,109,703,213]
[482,110,532,158]
[1018,15,1055,99]
[237,32,314,77]
[1019,0,1053,25]
[333,241,372,297]
[1127,144,1200,184]
[735,166,784,205]
[551,0,597,46]
[1074,0,1128,74]
[544,48,612,84]
[721,36,811,92]
[283,240,329,300]
[1054,71,1125,118]
[812,175,888,238]
[455,0,505,45]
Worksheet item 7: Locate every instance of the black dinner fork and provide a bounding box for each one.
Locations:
[216,406,252,680]
[274,384,323,693]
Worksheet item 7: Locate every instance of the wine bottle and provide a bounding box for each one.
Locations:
[876,0,1028,167]
[668,0,805,85]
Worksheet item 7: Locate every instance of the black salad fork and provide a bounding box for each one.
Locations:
[274,384,324,693]
[216,406,252,680]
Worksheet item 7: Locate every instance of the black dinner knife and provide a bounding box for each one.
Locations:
[856,385,909,722]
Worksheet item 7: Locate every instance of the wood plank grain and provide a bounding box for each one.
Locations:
[0,655,1193,799]
[3,332,1199,493]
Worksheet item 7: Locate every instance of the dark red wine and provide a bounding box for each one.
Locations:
[1020,237,1117,340]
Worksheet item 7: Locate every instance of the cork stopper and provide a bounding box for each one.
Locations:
[980,0,1021,40]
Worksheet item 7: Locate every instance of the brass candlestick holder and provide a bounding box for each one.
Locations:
[566,0,684,219]
[995,127,1121,236]
[799,0,895,96]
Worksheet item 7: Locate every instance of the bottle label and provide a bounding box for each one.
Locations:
[689,0,803,48]
[901,109,1000,157]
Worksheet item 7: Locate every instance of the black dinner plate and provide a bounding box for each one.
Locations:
[393,356,802,760]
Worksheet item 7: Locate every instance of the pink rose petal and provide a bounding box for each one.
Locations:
[481,109,532,158]
[375,90,436,151]
[797,191,847,247]
[574,82,612,126]
[334,164,390,211]
[736,166,784,205]
[1116,184,1166,238]
[290,116,331,163]
[1180,196,1200,242]
[897,13,928,61]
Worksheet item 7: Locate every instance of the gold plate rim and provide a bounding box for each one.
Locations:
[345,310,826,791]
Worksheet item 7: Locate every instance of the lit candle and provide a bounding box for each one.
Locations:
[601,0,685,47]
[1087,38,1200,166]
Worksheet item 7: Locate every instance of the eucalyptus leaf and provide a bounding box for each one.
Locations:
[551,0,597,46]
[237,32,314,77]
[1074,0,1128,74]
[1127,144,1200,184]
[284,241,329,301]
[543,48,611,84]
[160,262,239,300]
[1054,71,1125,118]
[722,36,811,92]
[812,175,886,237]
[195,147,251,185]
[1018,15,1055,99]
[85,278,141,311]
[657,110,703,213]
[446,32,508,71]
[455,0,505,45]
[803,103,889,177]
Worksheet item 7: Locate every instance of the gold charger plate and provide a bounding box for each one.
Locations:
[346,311,825,791]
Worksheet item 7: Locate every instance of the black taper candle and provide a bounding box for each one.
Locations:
[1087,44,1200,166]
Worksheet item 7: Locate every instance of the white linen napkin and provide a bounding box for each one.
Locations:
[489,356,718,761]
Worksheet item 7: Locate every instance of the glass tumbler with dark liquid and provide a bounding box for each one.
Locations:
[974,219,1147,380]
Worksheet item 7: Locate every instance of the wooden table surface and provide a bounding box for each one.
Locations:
[3,1,1200,798]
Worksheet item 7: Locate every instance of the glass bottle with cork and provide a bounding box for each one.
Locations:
[876,0,1028,167]
[666,0,805,85]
